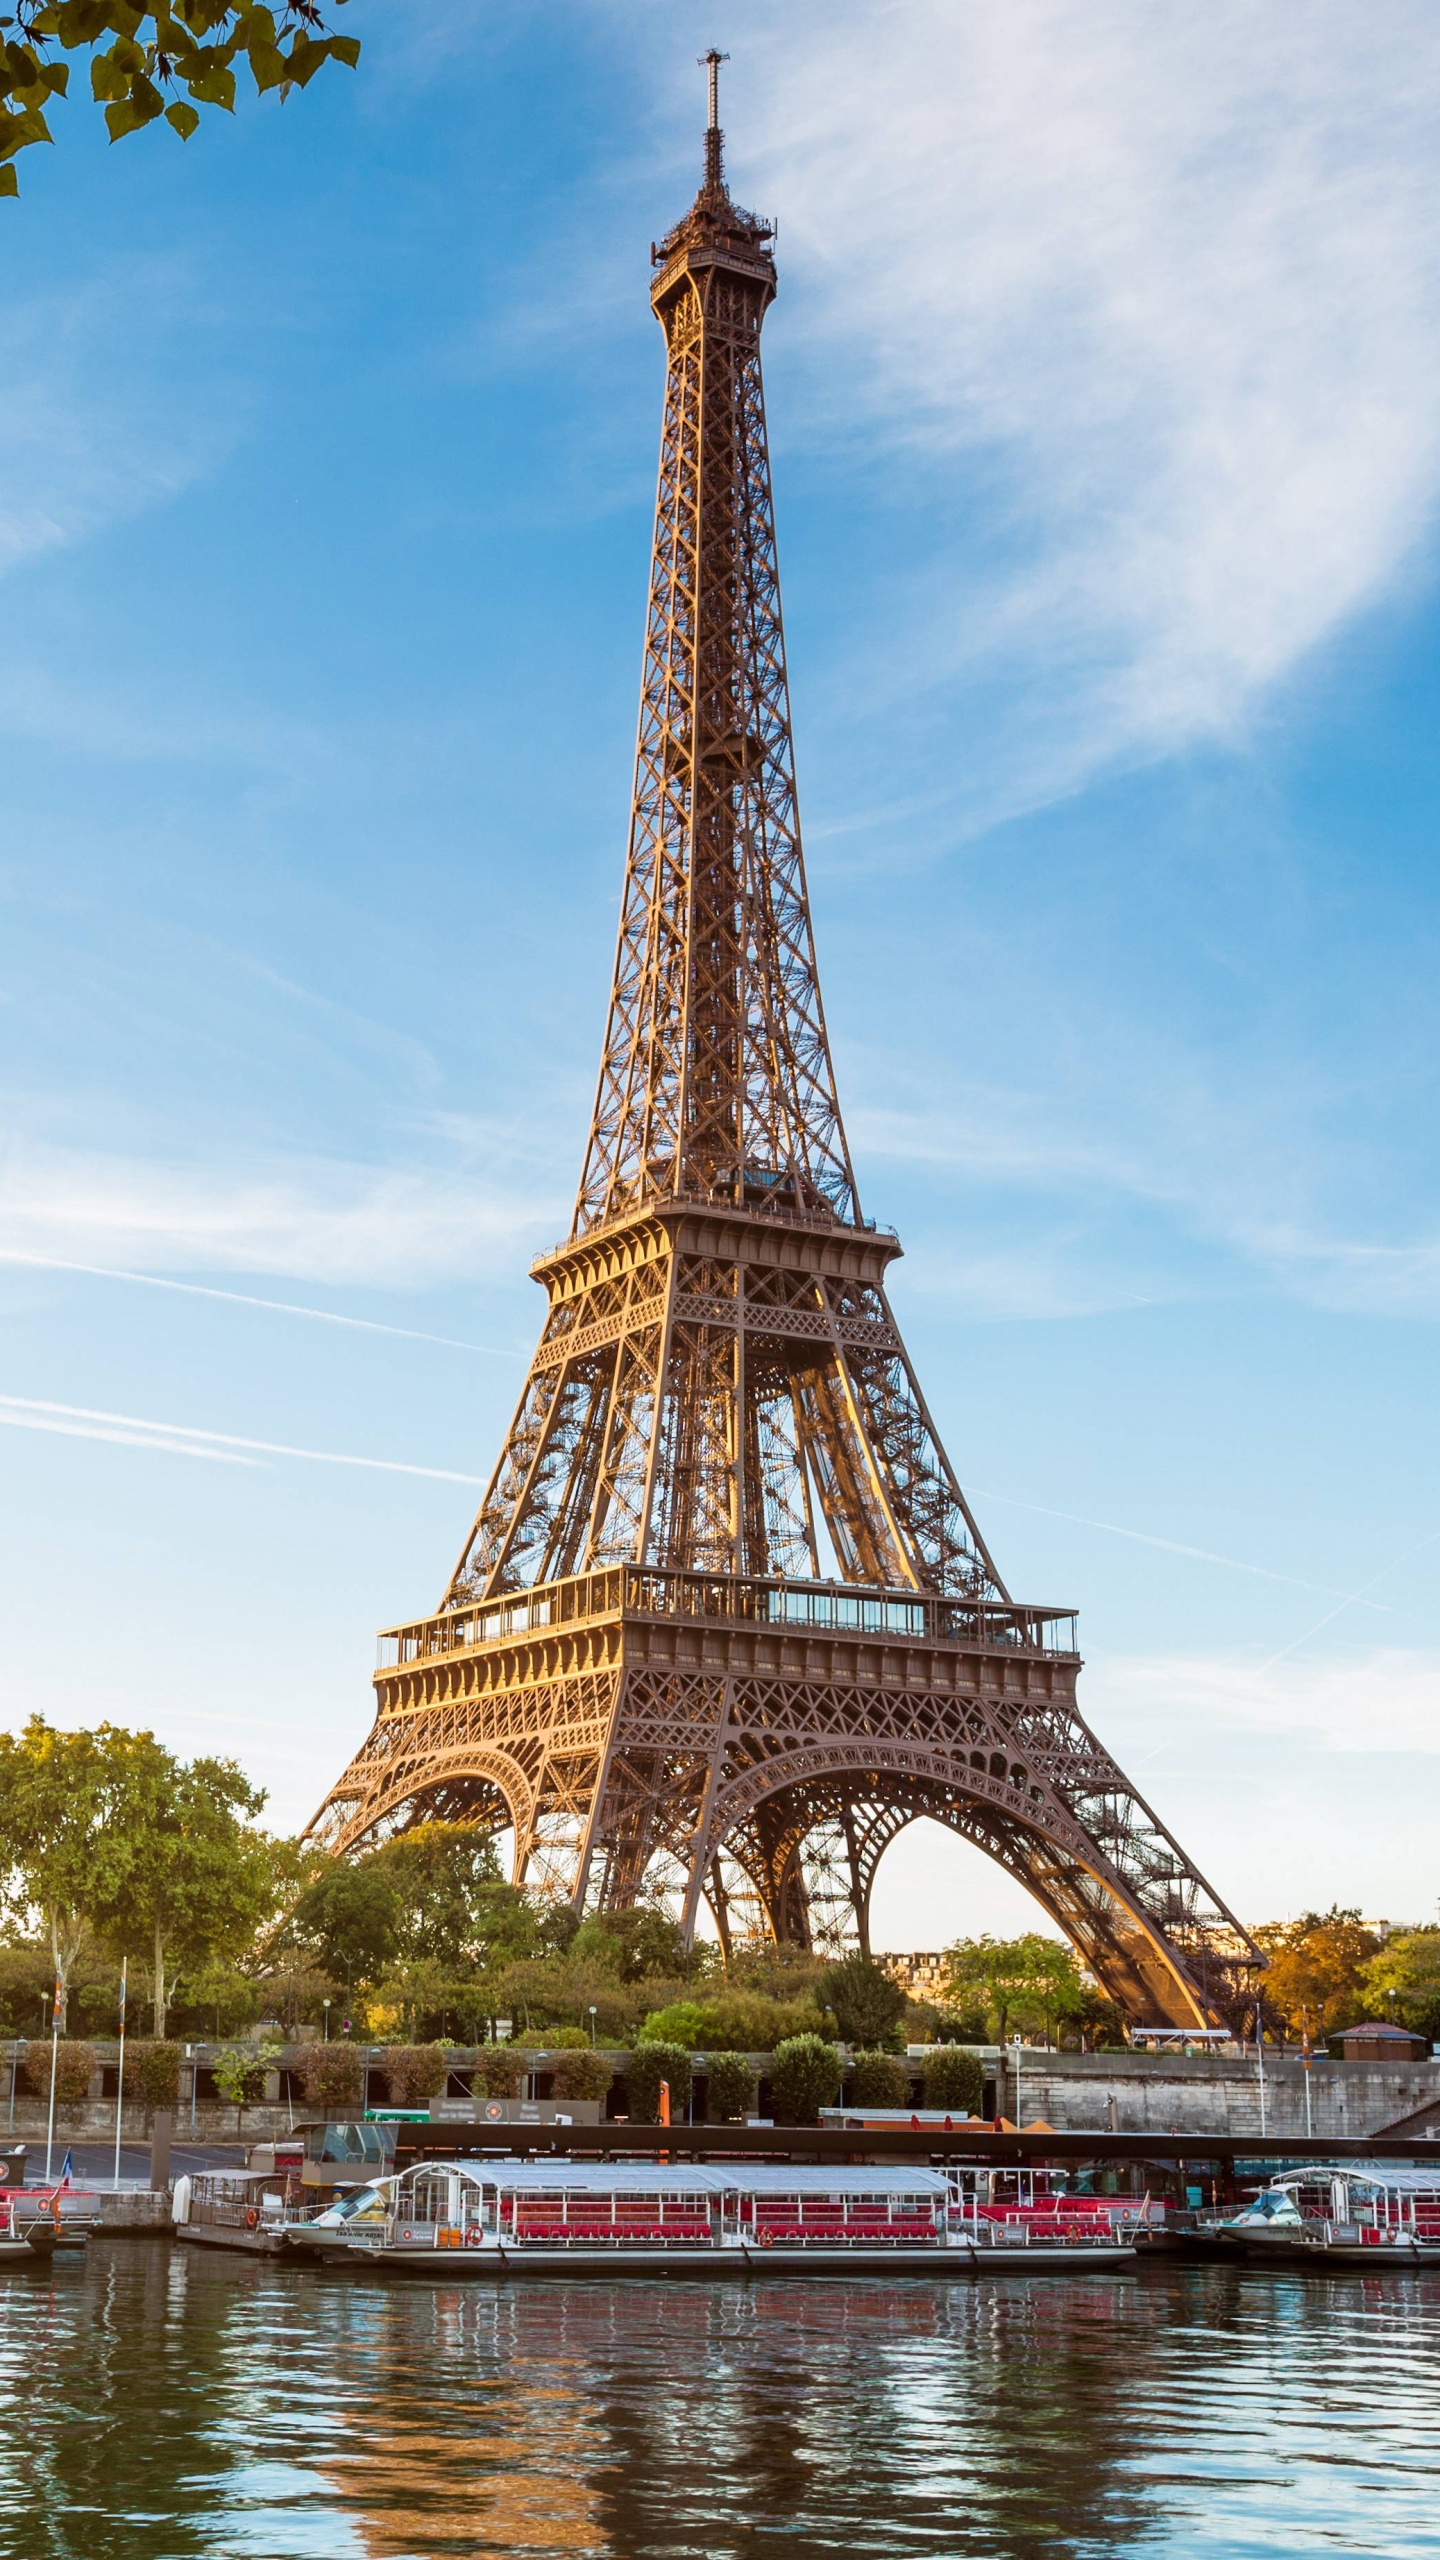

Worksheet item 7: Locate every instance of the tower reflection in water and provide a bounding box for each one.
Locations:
[5,2248,1440,2558]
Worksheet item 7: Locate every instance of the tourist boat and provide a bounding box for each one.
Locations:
[286,2157,1138,2275]
[1215,2164,1440,2266]
[174,2165,330,2255]
[0,2193,58,2265]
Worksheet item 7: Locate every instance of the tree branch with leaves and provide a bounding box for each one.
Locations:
[0,1,358,195]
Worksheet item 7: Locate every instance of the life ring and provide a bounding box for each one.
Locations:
[485,2102,503,2122]
[401,2227,413,2241]
[245,2207,259,2230]
[758,2229,772,2248]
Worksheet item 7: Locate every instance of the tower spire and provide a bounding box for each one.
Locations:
[700,45,728,191]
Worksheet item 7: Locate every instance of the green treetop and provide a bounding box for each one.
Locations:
[1,3,359,197]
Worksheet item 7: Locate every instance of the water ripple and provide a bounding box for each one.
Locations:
[1,2242,1437,2559]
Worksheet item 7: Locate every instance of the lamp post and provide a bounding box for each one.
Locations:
[323,2000,331,2044]
[113,1959,128,2186]
[1012,2034,1023,2128]
[1254,2005,1267,2140]
[43,1974,62,2183]
[588,2005,598,2048]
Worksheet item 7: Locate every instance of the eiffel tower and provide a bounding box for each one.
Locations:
[310,60,1258,2025]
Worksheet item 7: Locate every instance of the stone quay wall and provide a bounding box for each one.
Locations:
[992,2048,1440,2140]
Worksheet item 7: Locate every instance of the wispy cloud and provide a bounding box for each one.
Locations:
[0,1139,557,1290]
[1094,1646,1440,1758]
[659,1,1440,816]
[0,261,230,581]
[0,1251,514,1356]
[0,1393,486,1485]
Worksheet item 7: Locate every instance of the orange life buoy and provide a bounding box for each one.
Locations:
[245,2207,259,2230]
[758,2229,772,2248]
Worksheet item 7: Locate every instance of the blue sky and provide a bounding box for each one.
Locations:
[3,1,1439,1947]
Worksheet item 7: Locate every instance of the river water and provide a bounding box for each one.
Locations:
[2,2240,1438,2558]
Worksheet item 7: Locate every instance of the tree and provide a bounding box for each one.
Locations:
[623,2042,692,2121]
[822,1953,906,2050]
[84,1735,284,2034]
[848,2050,910,2107]
[286,1858,400,1985]
[1359,1927,1440,2041]
[703,2052,756,2122]
[939,1933,1088,2043]
[922,2047,985,2114]
[1252,1909,1384,2039]
[211,2040,280,2132]
[0,2,359,197]
[770,2034,844,2125]
[0,1719,140,2025]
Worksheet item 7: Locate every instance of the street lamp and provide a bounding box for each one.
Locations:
[588,2005,598,2048]
[322,2000,331,2044]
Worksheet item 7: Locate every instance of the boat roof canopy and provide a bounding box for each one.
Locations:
[409,2158,949,2198]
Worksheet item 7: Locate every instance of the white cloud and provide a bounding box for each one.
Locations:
[0,1139,556,1289]
[663,1,1440,810]
[1095,1647,1440,1757]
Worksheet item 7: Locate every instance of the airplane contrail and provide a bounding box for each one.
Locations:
[0,1250,515,1356]
[0,1393,486,1485]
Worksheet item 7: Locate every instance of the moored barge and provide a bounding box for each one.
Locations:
[287,2157,1139,2276]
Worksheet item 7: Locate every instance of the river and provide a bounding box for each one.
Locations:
[2,2240,1437,2557]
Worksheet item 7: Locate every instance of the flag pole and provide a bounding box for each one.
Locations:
[113,1957,128,2186]
[43,1974,61,2183]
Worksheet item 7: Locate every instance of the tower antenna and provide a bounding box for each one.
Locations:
[699,46,728,188]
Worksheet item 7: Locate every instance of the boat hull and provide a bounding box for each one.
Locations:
[294,2236,1137,2278]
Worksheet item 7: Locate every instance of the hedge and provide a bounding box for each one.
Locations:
[122,2042,183,2109]
[922,2047,985,2114]
[23,2040,96,2108]
[297,2044,364,2109]
[703,2051,756,2122]
[848,2050,911,2108]
[382,2044,450,2105]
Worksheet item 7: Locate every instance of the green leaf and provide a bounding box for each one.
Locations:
[164,96,197,136]
[0,164,17,196]
[246,36,286,93]
[104,89,159,139]
[328,36,360,68]
[90,48,128,101]
[282,30,326,87]
[51,1,114,47]
[185,63,234,107]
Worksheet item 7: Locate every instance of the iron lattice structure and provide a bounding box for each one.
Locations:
[310,88,1258,2025]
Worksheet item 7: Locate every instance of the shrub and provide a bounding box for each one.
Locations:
[637,2001,708,2047]
[212,2043,281,2126]
[703,2051,756,2122]
[623,2042,693,2119]
[23,2040,96,2110]
[551,2050,614,2103]
[770,2034,844,2125]
[534,2024,591,2050]
[122,2042,183,2111]
[473,2049,531,2101]
[383,2044,449,2105]
[823,1954,907,2049]
[922,2047,985,2114]
[297,2043,364,2110]
[848,2050,911,2108]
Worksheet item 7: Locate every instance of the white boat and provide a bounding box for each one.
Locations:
[0,2194,58,2265]
[1215,2164,1440,2265]
[287,2158,1137,2276]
